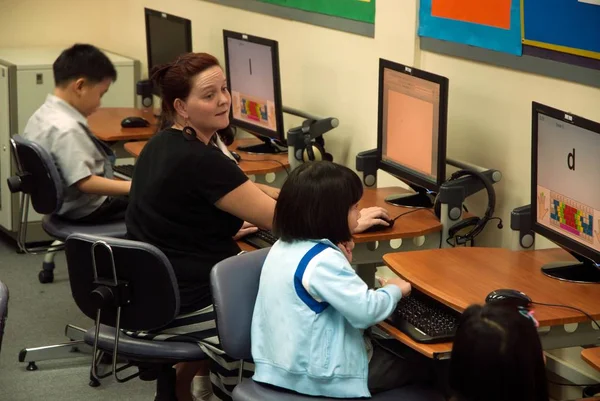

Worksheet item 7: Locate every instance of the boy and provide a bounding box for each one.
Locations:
[23,44,130,222]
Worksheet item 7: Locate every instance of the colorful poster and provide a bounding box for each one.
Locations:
[257,0,375,23]
[419,0,522,55]
[523,0,600,60]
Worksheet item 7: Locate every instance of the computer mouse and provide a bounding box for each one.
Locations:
[121,116,150,128]
[230,151,241,162]
[485,289,532,308]
[362,217,395,233]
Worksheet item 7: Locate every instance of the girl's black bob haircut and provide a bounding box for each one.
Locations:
[273,161,363,244]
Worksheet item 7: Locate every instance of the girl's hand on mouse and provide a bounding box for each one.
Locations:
[353,207,391,234]
[232,221,259,240]
[338,240,355,263]
[377,276,412,297]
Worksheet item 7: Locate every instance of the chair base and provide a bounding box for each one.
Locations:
[18,324,90,370]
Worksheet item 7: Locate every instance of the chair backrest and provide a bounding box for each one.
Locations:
[0,280,8,354]
[9,135,64,214]
[65,233,180,332]
[210,248,271,360]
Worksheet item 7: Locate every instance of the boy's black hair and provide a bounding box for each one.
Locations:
[273,161,363,244]
[53,44,117,87]
[450,303,549,401]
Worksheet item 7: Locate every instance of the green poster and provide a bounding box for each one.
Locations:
[257,0,375,23]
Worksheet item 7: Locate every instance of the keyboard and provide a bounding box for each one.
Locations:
[386,288,461,344]
[242,229,278,249]
[113,164,134,180]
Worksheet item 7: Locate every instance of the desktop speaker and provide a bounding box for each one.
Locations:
[136,80,153,109]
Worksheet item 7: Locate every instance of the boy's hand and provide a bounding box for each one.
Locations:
[338,240,355,263]
[377,276,412,297]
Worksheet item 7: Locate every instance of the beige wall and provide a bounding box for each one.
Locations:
[2,0,599,248]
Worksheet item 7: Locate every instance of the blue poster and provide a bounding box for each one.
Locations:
[523,0,600,59]
[418,0,523,56]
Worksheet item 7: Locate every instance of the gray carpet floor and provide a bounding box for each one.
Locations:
[0,234,155,401]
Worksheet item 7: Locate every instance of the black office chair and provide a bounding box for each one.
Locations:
[210,248,443,401]
[63,233,206,399]
[6,135,126,284]
[0,280,9,355]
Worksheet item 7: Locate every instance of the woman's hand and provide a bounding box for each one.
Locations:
[232,221,259,240]
[337,240,355,263]
[353,207,391,234]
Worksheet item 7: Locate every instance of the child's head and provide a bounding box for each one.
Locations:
[273,161,363,244]
[53,44,117,117]
[450,303,548,401]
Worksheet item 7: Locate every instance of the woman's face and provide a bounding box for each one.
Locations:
[179,65,231,137]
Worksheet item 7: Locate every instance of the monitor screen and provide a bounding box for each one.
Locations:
[145,8,192,91]
[377,59,448,192]
[532,102,600,262]
[223,30,284,143]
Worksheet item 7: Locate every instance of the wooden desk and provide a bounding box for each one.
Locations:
[124,138,290,176]
[354,187,441,243]
[582,348,600,372]
[382,247,600,359]
[88,108,158,142]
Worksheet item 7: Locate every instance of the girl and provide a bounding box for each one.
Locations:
[251,161,431,398]
[449,303,549,401]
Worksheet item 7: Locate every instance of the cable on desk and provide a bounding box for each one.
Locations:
[241,159,290,176]
[391,207,437,221]
[390,208,442,248]
[531,301,600,331]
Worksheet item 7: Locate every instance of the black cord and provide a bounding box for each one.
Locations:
[391,208,438,221]
[241,159,290,176]
[531,301,600,331]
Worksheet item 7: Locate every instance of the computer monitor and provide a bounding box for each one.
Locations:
[223,30,285,154]
[377,59,449,208]
[145,8,192,95]
[531,102,600,283]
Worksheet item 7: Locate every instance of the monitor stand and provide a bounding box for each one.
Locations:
[384,185,435,208]
[541,251,600,284]
[237,136,287,154]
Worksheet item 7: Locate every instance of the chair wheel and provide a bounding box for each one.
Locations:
[26,362,38,371]
[38,270,54,283]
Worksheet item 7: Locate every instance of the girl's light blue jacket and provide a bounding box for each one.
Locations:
[251,239,402,398]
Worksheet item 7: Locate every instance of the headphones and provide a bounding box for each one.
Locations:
[434,169,503,245]
[302,135,333,162]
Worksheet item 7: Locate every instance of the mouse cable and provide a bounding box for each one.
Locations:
[531,301,600,331]
[391,207,437,221]
[240,159,290,176]
[390,208,442,248]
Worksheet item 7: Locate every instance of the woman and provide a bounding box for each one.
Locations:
[126,52,391,401]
